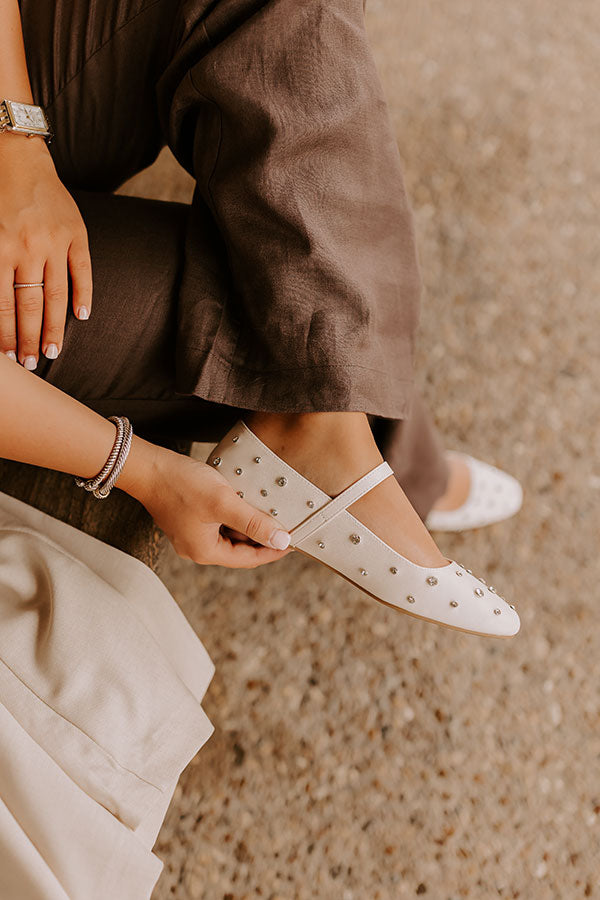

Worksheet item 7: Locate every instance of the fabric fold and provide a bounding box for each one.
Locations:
[0,491,217,899]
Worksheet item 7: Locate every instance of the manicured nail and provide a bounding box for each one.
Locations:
[269,529,291,550]
[77,306,89,320]
[44,343,59,359]
[4,350,17,362]
[23,356,37,371]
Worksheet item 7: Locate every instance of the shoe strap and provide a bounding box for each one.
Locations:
[288,460,394,546]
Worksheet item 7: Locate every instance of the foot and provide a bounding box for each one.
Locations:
[245,412,450,569]
[426,451,523,532]
[430,454,471,512]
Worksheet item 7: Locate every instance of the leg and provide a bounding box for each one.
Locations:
[368,390,451,522]
[35,190,246,445]
[18,0,178,190]
[22,0,451,568]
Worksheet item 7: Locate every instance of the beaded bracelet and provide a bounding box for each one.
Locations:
[74,415,134,499]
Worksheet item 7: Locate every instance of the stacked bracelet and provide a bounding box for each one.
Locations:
[74,416,134,499]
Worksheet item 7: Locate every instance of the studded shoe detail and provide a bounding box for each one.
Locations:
[208,421,520,638]
[425,451,523,532]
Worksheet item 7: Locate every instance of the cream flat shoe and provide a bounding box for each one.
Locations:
[207,421,520,638]
[425,451,523,532]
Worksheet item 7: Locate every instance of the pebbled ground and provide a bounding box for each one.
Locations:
[119,0,600,897]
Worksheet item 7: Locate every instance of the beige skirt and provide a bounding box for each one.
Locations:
[0,491,215,900]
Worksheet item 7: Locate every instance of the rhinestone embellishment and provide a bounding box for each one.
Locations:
[450,600,459,607]
[493,608,501,615]
[488,586,497,593]
[317,541,325,549]
[277,476,288,487]
[235,467,243,475]
[455,570,463,576]
[360,569,368,576]
[270,508,278,516]
[390,566,398,574]
[465,568,473,574]
[407,595,415,603]
[254,456,261,463]
[237,490,244,498]
[261,489,268,496]
[307,500,315,508]
[212,457,221,466]
[474,587,484,597]
[426,576,438,586]
[350,534,361,544]
[232,435,239,442]
[509,604,516,610]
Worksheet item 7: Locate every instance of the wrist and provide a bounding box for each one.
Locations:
[114,434,163,507]
[0,130,52,161]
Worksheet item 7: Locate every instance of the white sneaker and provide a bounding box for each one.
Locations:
[425,451,523,532]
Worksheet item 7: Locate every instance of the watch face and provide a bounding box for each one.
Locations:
[7,100,48,132]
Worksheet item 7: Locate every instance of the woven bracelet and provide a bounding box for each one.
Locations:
[74,416,133,499]
[93,419,133,498]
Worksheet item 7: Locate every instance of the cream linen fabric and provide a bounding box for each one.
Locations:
[0,490,216,900]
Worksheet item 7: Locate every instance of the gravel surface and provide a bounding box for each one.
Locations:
[119,0,600,896]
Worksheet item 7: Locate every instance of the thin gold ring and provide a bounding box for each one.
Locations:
[13,282,45,288]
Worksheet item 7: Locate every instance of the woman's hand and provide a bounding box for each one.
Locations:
[0,135,92,368]
[128,440,294,569]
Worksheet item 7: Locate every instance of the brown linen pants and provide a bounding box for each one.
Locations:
[18,0,450,520]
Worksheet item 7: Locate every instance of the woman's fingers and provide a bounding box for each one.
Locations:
[68,228,93,321]
[41,255,69,358]
[211,530,293,569]
[14,261,44,370]
[0,264,17,360]
[219,489,292,551]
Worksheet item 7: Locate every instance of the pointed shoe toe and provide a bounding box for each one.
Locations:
[208,421,520,639]
[426,451,524,532]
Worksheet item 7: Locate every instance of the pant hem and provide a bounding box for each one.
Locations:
[178,350,417,421]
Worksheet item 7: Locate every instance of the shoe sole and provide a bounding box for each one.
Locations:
[293,546,514,639]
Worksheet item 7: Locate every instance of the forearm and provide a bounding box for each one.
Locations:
[0,353,157,504]
[1,0,34,100]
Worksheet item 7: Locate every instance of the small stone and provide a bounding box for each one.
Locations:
[307,500,315,508]
[235,467,243,475]
[407,595,415,603]
[232,435,239,442]
[254,456,261,463]
[212,457,221,466]
[390,566,398,574]
[350,534,361,544]
[261,489,268,496]
[426,576,438,585]
[277,476,288,486]
[236,490,244,498]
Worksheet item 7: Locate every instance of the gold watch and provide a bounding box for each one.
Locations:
[0,99,52,143]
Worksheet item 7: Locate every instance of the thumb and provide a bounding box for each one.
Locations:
[220,491,292,550]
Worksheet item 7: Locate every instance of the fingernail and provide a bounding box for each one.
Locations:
[77,306,89,320]
[4,351,17,362]
[44,343,59,359]
[269,529,290,550]
[23,356,37,371]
